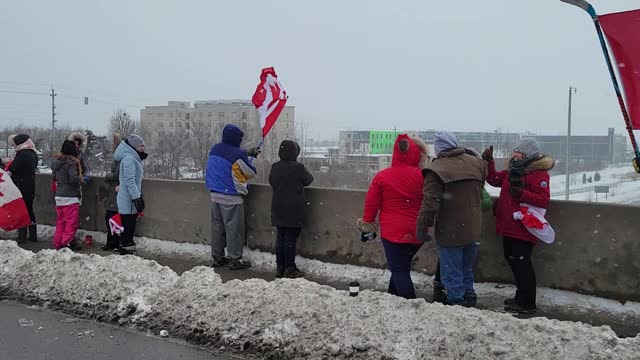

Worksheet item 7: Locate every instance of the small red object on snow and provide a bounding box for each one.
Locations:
[85,235,93,248]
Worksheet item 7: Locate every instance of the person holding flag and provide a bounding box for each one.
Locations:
[206,125,260,270]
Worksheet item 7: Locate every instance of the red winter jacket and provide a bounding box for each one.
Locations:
[487,156,554,245]
[362,135,424,244]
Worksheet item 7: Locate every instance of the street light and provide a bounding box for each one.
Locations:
[565,86,577,201]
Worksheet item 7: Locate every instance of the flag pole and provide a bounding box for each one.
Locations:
[560,0,640,172]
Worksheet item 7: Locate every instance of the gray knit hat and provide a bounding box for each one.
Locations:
[514,137,541,157]
[127,134,145,149]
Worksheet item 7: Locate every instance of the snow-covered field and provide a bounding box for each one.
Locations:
[1,241,639,359]
[485,164,640,205]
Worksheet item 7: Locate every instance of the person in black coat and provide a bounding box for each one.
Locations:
[7,134,39,241]
[269,140,314,278]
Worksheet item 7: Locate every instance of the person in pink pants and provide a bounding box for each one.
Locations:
[51,140,83,250]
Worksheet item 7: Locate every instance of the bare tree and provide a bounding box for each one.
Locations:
[108,109,138,139]
[186,120,216,178]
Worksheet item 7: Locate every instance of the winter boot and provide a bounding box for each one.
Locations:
[15,228,27,242]
[284,267,305,279]
[463,293,478,308]
[505,303,536,315]
[228,259,251,270]
[28,224,37,242]
[275,269,285,278]
[211,256,231,268]
[432,281,447,304]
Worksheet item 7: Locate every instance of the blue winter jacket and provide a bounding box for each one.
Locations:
[206,125,256,196]
[114,142,144,214]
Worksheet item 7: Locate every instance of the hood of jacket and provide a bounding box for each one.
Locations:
[67,132,88,152]
[434,131,460,157]
[278,140,300,161]
[527,155,555,172]
[391,134,421,167]
[411,136,430,169]
[114,141,140,163]
[222,125,244,147]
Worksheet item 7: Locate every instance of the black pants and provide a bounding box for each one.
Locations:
[503,236,536,308]
[276,227,301,272]
[120,214,138,248]
[105,210,120,248]
[25,193,36,223]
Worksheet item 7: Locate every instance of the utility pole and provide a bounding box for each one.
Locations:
[50,87,57,155]
[565,86,577,201]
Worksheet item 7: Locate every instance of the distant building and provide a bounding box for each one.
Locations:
[140,100,295,162]
[337,128,627,173]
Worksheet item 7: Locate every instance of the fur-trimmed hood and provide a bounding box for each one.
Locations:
[67,132,88,152]
[527,155,555,172]
[411,136,430,169]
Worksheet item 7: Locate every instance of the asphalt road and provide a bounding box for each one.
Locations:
[0,300,244,360]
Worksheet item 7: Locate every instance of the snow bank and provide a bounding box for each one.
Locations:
[1,241,639,359]
[10,224,640,324]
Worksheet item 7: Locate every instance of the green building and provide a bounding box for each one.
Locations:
[369,131,399,154]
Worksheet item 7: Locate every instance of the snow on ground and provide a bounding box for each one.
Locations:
[17,225,640,328]
[485,164,640,204]
[1,241,639,359]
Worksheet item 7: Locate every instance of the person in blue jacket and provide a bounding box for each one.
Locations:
[206,124,260,270]
[114,134,147,255]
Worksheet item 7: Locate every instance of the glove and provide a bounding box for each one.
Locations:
[246,147,261,157]
[83,175,91,183]
[133,197,145,213]
[482,146,494,161]
[634,157,640,174]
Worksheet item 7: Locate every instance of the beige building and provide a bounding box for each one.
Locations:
[140,100,295,162]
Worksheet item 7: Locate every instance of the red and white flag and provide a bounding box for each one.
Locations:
[0,168,31,231]
[600,9,640,129]
[252,67,287,138]
[108,213,124,235]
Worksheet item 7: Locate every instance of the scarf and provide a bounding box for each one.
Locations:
[15,138,36,152]
[508,155,541,191]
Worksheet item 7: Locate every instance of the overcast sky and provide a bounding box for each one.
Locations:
[1,0,638,141]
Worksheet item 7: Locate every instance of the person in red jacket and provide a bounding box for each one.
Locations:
[357,134,429,299]
[483,138,554,314]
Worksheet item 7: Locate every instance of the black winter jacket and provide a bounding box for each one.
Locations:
[269,141,314,228]
[9,149,38,197]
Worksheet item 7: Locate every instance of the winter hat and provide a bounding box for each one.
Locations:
[61,140,78,156]
[433,131,460,156]
[127,134,145,149]
[12,134,30,146]
[514,138,542,158]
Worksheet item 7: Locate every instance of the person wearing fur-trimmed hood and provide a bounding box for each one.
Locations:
[7,134,39,242]
[357,134,429,299]
[67,132,90,182]
[483,137,554,314]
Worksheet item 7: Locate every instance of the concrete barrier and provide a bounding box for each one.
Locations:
[31,174,640,301]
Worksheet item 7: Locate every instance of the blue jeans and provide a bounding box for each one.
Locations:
[382,239,423,299]
[437,243,479,303]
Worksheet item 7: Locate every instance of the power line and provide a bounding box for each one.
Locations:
[0,90,50,95]
[0,81,51,87]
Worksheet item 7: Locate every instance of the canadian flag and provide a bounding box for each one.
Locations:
[513,203,556,244]
[252,67,287,138]
[108,213,124,235]
[600,10,640,130]
[0,168,31,231]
